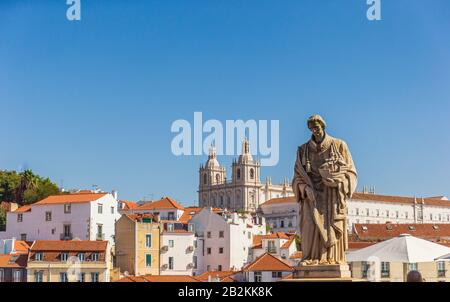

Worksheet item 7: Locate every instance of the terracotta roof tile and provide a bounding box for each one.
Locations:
[196,271,238,281]
[14,205,32,213]
[13,241,32,254]
[116,275,200,282]
[289,251,303,259]
[126,213,155,222]
[352,193,450,207]
[30,240,108,252]
[120,200,138,210]
[261,197,296,206]
[136,197,185,211]
[34,193,107,205]
[281,237,295,249]
[0,254,28,268]
[353,223,450,241]
[243,253,294,272]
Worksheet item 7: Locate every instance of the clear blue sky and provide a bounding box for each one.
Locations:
[1,1,449,205]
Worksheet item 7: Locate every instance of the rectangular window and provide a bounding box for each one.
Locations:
[45,211,52,221]
[64,204,71,214]
[61,252,69,262]
[280,220,285,228]
[98,204,103,214]
[408,263,418,271]
[272,271,282,278]
[167,223,174,232]
[0,269,4,282]
[146,254,152,267]
[207,248,211,255]
[91,272,99,282]
[168,212,175,220]
[35,252,44,261]
[381,262,390,278]
[169,240,174,248]
[91,253,99,261]
[207,265,211,272]
[17,214,23,222]
[188,223,195,233]
[60,272,68,282]
[267,240,276,254]
[207,231,211,238]
[219,231,224,238]
[146,234,152,248]
[96,224,103,240]
[13,270,21,282]
[361,261,369,278]
[437,261,446,277]
[77,273,85,282]
[111,206,114,214]
[64,224,71,237]
[254,272,262,282]
[218,265,222,271]
[78,253,85,261]
[20,234,27,241]
[168,257,174,270]
[193,256,197,269]
[34,271,43,282]
[219,247,224,254]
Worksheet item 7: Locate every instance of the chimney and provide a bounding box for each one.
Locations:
[112,190,118,200]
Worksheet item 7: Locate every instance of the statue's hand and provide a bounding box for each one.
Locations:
[323,178,338,188]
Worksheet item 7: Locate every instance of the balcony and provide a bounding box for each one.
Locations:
[60,233,73,240]
[96,233,105,240]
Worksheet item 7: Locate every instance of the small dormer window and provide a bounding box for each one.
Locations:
[168,223,174,232]
[61,252,69,262]
[78,253,85,261]
[35,252,44,261]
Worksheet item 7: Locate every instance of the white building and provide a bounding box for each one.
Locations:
[199,140,294,212]
[243,253,293,282]
[259,192,450,233]
[160,221,197,276]
[189,207,266,274]
[0,191,121,244]
[258,197,298,233]
[250,232,298,266]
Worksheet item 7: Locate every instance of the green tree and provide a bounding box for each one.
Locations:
[0,207,6,232]
[0,170,60,205]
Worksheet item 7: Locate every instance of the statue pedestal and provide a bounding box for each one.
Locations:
[293,264,352,279]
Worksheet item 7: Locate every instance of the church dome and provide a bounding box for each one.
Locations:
[205,146,220,168]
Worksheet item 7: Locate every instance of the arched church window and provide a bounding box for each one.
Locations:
[203,173,207,185]
[237,169,241,180]
[250,168,254,179]
[216,174,220,183]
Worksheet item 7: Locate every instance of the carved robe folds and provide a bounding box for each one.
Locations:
[293,134,357,264]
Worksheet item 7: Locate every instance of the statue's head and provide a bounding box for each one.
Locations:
[307,115,326,142]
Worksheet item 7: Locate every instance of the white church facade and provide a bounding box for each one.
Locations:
[198,139,294,212]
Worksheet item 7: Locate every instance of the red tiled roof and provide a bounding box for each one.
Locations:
[243,253,294,272]
[136,197,185,211]
[0,254,28,268]
[116,275,200,282]
[34,193,107,205]
[13,240,32,254]
[260,193,450,208]
[353,223,450,241]
[289,251,303,259]
[126,213,155,222]
[281,237,295,249]
[120,200,138,210]
[261,197,296,206]
[30,240,108,252]
[252,235,263,248]
[196,271,238,282]
[352,193,450,207]
[14,205,32,213]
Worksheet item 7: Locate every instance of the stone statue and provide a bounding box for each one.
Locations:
[293,115,357,266]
